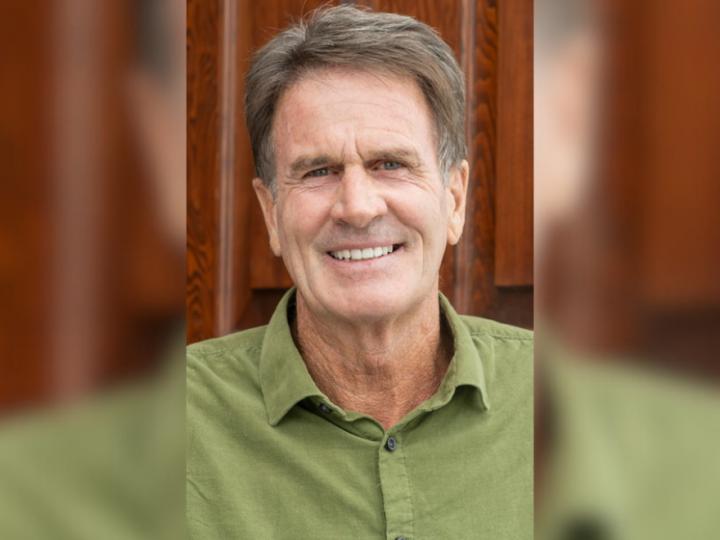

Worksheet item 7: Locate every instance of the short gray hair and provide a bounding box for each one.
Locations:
[245,5,466,188]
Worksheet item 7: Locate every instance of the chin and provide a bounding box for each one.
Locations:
[318,286,415,322]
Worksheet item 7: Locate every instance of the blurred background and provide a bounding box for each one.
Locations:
[186,0,534,344]
[0,0,185,413]
[0,0,184,538]
[536,0,720,378]
[536,0,720,538]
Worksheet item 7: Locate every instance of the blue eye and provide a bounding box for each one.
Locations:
[381,161,403,170]
[305,167,330,178]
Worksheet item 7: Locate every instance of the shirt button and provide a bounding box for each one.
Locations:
[318,403,331,414]
[385,436,398,452]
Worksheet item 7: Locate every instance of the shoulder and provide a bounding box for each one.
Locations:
[187,326,266,373]
[186,326,268,412]
[187,325,267,361]
[460,315,534,368]
[460,314,533,343]
[459,315,533,400]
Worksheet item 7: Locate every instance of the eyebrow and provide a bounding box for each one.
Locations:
[364,148,422,167]
[288,155,334,177]
[287,147,422,177]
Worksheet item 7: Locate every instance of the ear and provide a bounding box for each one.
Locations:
[252,178,282,256]
[446,160,469,245]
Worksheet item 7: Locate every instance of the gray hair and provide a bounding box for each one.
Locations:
[245,5,466,189]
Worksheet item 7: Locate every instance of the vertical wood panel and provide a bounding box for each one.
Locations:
[188,0,256,342]
[187,0,222,342]
[495,0,533,286]
[456,0,498,315]
[462,0,533,325]
[465,0,496,312]
[231,0,257,314]
[452,0,476,312]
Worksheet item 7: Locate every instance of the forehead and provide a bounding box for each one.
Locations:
[272,68,437,166]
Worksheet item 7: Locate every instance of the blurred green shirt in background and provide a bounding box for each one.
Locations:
[187,289,533,540]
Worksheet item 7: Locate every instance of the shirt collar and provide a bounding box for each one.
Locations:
[259,288,490,426]
[437,293,490,410]
[259,289,323,426]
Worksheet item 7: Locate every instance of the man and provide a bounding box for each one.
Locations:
[187,6,532,539]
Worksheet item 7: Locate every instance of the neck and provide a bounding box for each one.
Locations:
[294,291,452,430]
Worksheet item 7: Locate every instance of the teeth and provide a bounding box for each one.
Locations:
[330,245,396,261]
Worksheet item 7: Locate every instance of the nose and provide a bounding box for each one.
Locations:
[330,166,387,228]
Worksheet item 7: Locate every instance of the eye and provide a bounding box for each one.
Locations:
[304,167,330,178]
[379,160,403,171]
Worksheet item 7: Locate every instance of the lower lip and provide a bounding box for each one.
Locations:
[325,244,404,268]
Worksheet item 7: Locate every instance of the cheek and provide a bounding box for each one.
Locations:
[277,192,331,249]
[388,189,448,241]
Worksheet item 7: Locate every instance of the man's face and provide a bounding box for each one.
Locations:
[254,69,468,324]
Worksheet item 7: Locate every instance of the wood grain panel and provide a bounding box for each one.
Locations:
[361,0,464,54]
[187,0,222,342]
[495,0,533,286]
[458,0,498,314]
[462,0,533,325]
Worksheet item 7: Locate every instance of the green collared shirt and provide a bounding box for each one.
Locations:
[187,290,533,539]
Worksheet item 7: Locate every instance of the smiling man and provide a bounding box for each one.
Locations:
[187,6,532,539]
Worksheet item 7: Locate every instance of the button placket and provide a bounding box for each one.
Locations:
[378,433,413,540]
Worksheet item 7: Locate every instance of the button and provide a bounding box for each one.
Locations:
[318,403,331,414]
[385,436,398,452]
[395,536,407,540]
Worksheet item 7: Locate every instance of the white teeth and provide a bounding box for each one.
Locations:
[329,245,396,261]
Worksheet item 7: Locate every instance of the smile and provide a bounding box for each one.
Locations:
[328,244,400,261]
